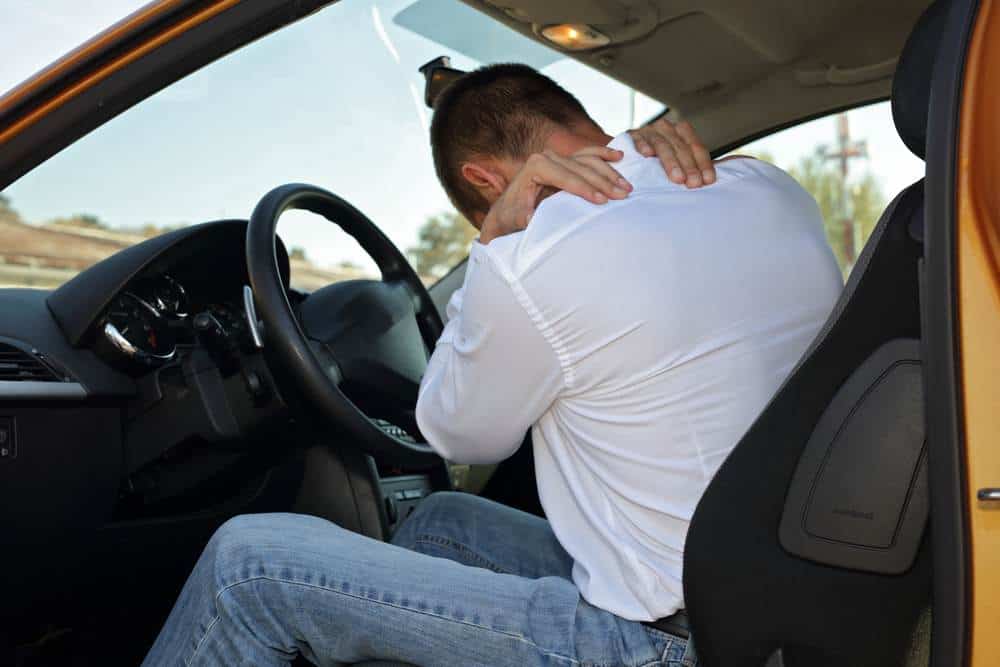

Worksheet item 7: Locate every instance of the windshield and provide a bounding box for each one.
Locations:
[0,2,149,96]
[0,0,664,290]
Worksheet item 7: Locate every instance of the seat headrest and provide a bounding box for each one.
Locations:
[891,1,949,160]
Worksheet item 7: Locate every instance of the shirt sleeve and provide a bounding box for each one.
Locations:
[415,243,566,465]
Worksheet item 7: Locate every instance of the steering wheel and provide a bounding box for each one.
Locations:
[246,183,444,466]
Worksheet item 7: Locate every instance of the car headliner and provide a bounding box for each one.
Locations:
[467,0,933,149]
[0,0,932,185]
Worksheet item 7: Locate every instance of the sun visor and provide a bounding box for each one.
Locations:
[392,0,561,69]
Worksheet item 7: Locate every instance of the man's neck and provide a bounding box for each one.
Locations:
[543,122,613,156]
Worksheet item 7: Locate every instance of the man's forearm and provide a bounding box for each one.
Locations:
[415,245,564,463]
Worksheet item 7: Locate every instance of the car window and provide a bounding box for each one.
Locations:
[0,0,664,291]
[731,102,925,275]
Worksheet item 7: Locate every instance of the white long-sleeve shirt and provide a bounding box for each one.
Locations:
[416,133,843,621]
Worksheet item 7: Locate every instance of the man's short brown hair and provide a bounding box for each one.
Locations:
[430,63,593,221]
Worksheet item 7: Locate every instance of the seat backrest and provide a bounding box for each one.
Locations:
[682,3,947,666]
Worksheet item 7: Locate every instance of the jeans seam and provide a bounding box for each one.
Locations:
[191,575,581,666]
[414,534,513,574]
[187,614,221,667]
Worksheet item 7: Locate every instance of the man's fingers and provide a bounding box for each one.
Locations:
[540,152,623,201]
[630,118,715,188]
[640,121,686,185]
[627,130,656,158]
[571,146,632,191]
[647,120,701,188]
[557,152,631,199]
[668,134,704,189]
[574,154,632,193]
[639,132,685,185]
[529,154,610,205]
[575,145,625,162]
[674,121,715,185]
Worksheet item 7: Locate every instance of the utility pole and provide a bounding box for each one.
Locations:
[818,113,868,266]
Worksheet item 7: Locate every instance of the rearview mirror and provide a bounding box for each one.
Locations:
[419,56,466,108]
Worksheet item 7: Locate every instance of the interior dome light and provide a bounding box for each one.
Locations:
[540,23,610,51]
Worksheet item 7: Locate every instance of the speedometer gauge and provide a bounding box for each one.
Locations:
[152,274,189,318]
[100,293,177,367]
[135,274,189,319]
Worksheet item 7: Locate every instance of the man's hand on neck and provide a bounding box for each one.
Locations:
[478,145,631,244]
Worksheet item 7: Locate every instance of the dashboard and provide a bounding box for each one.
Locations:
[73,221,289,379]
[0,221,293,476]
[0,221,293,594]
[45,219,289,360]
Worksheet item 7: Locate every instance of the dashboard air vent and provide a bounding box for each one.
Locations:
[0,343,60,382]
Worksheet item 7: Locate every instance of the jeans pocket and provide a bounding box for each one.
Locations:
[642,627,697,667]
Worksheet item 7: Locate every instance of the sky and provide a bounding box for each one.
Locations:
[1,0,924,275]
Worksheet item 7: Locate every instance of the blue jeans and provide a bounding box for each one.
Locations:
[143,492,697,666]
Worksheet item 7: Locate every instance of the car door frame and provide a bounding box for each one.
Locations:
[925,1,1000,666]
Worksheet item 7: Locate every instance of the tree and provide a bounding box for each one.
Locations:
[77,214,104,228]
[0,193,21,225]
[48,213,108,229]
[849,173,886,247]
[289,246,308,261]
[787,153,885,272]
[408,211,477,278]
[138,222,185,238]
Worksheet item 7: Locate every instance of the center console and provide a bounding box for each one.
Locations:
[379,474,434,533]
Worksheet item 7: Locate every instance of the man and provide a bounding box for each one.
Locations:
[145,65,842,666]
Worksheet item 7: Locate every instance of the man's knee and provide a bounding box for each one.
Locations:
[203,513,330,584]
[413,490,471,515]
[402,491,481,527]
[392,491,497,548]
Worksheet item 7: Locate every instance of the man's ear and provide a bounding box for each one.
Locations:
[460,161,507,200]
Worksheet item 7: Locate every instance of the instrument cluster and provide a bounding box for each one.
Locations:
[97,274,254,370]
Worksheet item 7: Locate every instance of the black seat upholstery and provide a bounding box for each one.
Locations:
[682,3,947,667]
